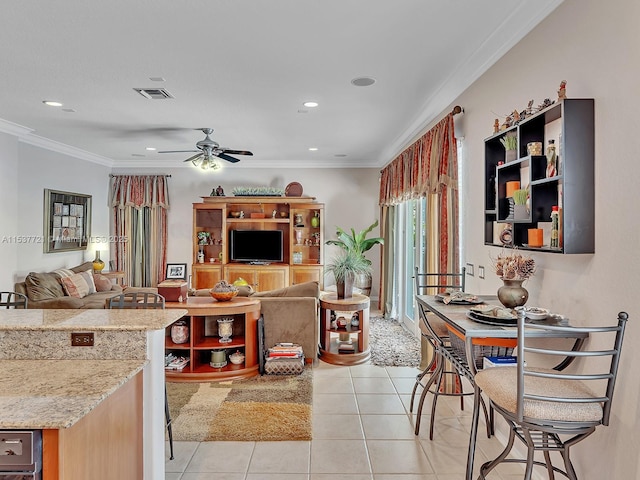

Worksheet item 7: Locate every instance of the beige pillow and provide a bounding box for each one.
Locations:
[52,268,75,279]
[60,271,96,298]
[93,273,113,292]
[25,272,65,301]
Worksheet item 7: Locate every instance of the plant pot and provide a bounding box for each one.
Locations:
[354,272,371,296]
[513,204,529,220]
[505,149,517,163]
[497,278,529,308]
[336,272,355,299]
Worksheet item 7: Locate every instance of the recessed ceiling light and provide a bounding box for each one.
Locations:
[334,154,348,157]
[308,147,318,151]
[62,108,76,113]
[149,77,165,82]
[303,101,318,108]
[131,153,146,157]
[351,77,376,87]
[145,147,156,151]
[43,100,63,107]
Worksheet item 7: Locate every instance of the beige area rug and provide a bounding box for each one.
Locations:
[166,367,312,442]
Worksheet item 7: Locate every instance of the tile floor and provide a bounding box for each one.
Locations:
[165,361,526,479]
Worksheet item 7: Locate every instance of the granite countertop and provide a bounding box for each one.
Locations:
[0,359,147,429]
[0,308,187,331]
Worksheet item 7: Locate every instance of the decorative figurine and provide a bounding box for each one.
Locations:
[350,312,360,328]
[216,185,225,196]
[493,119,500,133]
[557,80,567,101]
[272,209,277,218]
[330,310,338,329]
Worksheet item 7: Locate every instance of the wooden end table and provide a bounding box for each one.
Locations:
[319,293,370,365]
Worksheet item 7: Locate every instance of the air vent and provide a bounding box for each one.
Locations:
[133,88,174,100]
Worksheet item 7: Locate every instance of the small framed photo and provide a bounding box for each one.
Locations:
[166,263,187,280]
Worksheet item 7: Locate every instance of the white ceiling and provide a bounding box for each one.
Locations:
[0,0,561,169]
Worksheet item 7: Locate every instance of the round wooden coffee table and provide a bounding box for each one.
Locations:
[319,293,370,365]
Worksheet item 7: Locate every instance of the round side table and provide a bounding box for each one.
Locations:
[319,293,370,366]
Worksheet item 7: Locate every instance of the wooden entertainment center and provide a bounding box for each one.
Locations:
[191,196,324,291]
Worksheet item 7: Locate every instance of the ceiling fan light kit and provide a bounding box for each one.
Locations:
[159,127,253,171]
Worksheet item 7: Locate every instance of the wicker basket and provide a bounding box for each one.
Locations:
[446,326,516,370]
[209,290,238,302]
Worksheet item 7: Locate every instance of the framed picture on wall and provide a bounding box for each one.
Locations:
[43,189,91,253]
[166,263,187,280]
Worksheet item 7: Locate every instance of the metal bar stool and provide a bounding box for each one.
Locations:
[0,291,28,309]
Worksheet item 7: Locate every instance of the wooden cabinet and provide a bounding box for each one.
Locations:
[165,297,261,382]
[484,99,594,254]
[192,196,324,290]
[224,264,289,292]
[290,265,323,285]
[319,293,370,366]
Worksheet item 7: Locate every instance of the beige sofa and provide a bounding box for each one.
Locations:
[197,281,320,362]
[14,262,125,309]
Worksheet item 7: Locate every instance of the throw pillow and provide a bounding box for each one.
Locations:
[93,273,113,292]
[25,272,65,301]
[52,268,75,279]
[71,261,95,274]
[60,271,96,298]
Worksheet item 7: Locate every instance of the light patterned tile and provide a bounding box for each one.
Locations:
[166,441,199,473]
[185,442,254,473]
[314,375,355,394]
[356,394,407,414]
[310,439,371,474]
[313,413,364,439]
[350,364,390,377]
[352,376,397,394]
[248,441,310,473]
[313,393,359,414]
[361,414,416,440]
[367,440,433,474]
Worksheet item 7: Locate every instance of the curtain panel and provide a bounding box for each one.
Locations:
[378,114,459,311]
[109,175,170,287]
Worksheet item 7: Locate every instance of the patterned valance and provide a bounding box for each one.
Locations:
[379,114,457,206]
[109,175,170,209]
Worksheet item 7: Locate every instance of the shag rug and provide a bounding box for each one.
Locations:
[369,315,421,367]
[166,367,312,442]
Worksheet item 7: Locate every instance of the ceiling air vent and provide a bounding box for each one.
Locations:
[133,88,174,100]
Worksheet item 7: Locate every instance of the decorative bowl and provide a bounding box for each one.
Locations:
[229,351,245,365]
[229,211,241,218]
[525,307,549,320]
[210,290,238,302]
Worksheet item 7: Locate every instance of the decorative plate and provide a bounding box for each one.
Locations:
[467,311,518,326]
[285,182,303,197]
[435,293,484,305]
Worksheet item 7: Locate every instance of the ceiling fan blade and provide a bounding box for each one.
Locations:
[159,149,199,154]
[216,152,241,163]
[221,149,253,156]
[183,152,203,163]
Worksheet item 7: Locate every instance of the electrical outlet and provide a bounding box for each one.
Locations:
[71,332,94,346]
[466,263,474,276]
[479,266,485,279]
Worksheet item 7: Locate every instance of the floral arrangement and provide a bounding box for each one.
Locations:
[492,248,535,281]
[232,186,284,197]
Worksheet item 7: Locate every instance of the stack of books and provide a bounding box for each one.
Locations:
[264,343,304,375]
[165,353,189,371]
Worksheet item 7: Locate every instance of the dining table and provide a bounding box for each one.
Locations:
[415,294,588,480]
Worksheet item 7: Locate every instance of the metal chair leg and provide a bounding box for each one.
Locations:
[165,386,174,460]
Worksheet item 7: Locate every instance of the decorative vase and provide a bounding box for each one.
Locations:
[217,317,234,343]
[513,204,529,220]
[311,212,320,228]
[336,272,355,299]
[170,320,189,344]
[497,279,529,308]
[92,251,105,273]
[505,149,517,163]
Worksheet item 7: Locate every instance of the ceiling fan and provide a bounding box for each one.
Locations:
[159,128,253,170]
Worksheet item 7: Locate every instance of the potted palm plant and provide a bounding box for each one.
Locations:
[325,220,384,297]
[325,250,372,299]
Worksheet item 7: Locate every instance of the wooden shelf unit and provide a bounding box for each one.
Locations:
[192,196,324,291]
[165,297,261,382]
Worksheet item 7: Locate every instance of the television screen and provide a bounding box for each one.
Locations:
[229,230,284,263]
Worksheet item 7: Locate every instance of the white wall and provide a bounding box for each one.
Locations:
[0,132,20,288]
[111,166,383,297]
[447,0,639,476]
[0,142,112,287]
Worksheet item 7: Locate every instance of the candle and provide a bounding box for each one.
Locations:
[528,228,543,247]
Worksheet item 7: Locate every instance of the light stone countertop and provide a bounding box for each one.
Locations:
[0,359,147,429]
[0,308,187,330]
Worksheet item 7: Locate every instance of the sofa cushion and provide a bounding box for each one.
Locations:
[251,281,319,298]
[24,272,65,301]
[60,271,96,298]
[52,268,75,279]
[93,273,114,292]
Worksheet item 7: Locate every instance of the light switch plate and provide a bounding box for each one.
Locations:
[465,263,474,276]
[478,266,485,279]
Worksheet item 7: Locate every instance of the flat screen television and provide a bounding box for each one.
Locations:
[229,229,284,263]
